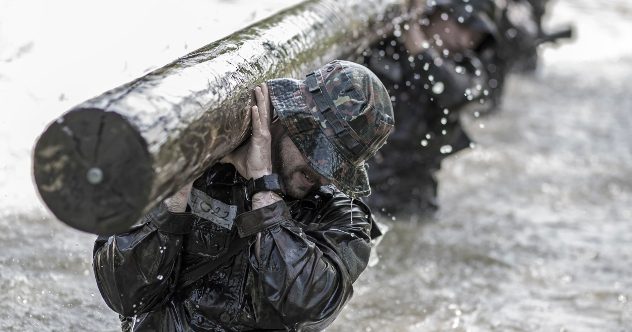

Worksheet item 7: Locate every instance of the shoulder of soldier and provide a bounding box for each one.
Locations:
[317,185,372,217]
[294,185,380,239]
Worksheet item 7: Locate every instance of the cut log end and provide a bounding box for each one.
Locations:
[33,108,154,235]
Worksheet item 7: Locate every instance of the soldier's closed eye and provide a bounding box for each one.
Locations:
[302,171,315,184]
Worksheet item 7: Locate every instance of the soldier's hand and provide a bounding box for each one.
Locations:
[245,83,273,179]
[221,83,273,180]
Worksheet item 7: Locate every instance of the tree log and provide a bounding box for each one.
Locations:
[33,0,405,235]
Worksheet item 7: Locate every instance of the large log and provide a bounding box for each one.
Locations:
[33,0,405,235]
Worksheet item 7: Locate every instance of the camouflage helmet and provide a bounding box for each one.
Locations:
[267,60,395,197]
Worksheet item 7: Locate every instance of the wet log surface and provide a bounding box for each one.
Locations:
[33,0,405,235]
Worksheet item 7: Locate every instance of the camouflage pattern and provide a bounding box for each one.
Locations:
[267,60,395,197]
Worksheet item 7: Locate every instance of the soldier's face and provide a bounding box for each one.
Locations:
[272,134,331,199]
[426,11,484,52]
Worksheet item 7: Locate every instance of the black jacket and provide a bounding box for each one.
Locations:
[93,163,378,331]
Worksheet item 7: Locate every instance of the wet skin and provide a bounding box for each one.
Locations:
[272,131,332,200]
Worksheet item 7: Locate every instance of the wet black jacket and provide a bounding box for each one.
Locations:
[93,163,378,332]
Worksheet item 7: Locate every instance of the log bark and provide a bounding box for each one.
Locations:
[33,0,405,235]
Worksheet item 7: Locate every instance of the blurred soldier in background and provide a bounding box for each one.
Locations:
[362,0,567,214]
[362,0,497,214]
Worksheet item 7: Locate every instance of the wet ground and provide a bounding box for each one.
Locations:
[1,0,632,331]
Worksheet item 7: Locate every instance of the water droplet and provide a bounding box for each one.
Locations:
[432,82,445,94]
[441,118,447,125]
[157,275,164,281]
[421,140,429,147]
[440,145,453,154]
[455,66,465,74]
[86,167,104,184]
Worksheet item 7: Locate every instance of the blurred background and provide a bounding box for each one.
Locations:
[1,0,631,330]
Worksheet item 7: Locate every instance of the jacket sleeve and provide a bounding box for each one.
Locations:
[93,202,194,316]
[234,191,373,331]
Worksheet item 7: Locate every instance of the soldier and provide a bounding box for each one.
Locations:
[93,60,394,331]
[363,0,560,214]
[363,0,498,214]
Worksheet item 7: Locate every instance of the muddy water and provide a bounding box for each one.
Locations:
[2,0,632,331]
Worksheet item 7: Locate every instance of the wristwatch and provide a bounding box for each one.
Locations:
[245,174,284,200]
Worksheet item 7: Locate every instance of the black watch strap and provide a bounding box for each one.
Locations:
[246,174,284,200]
